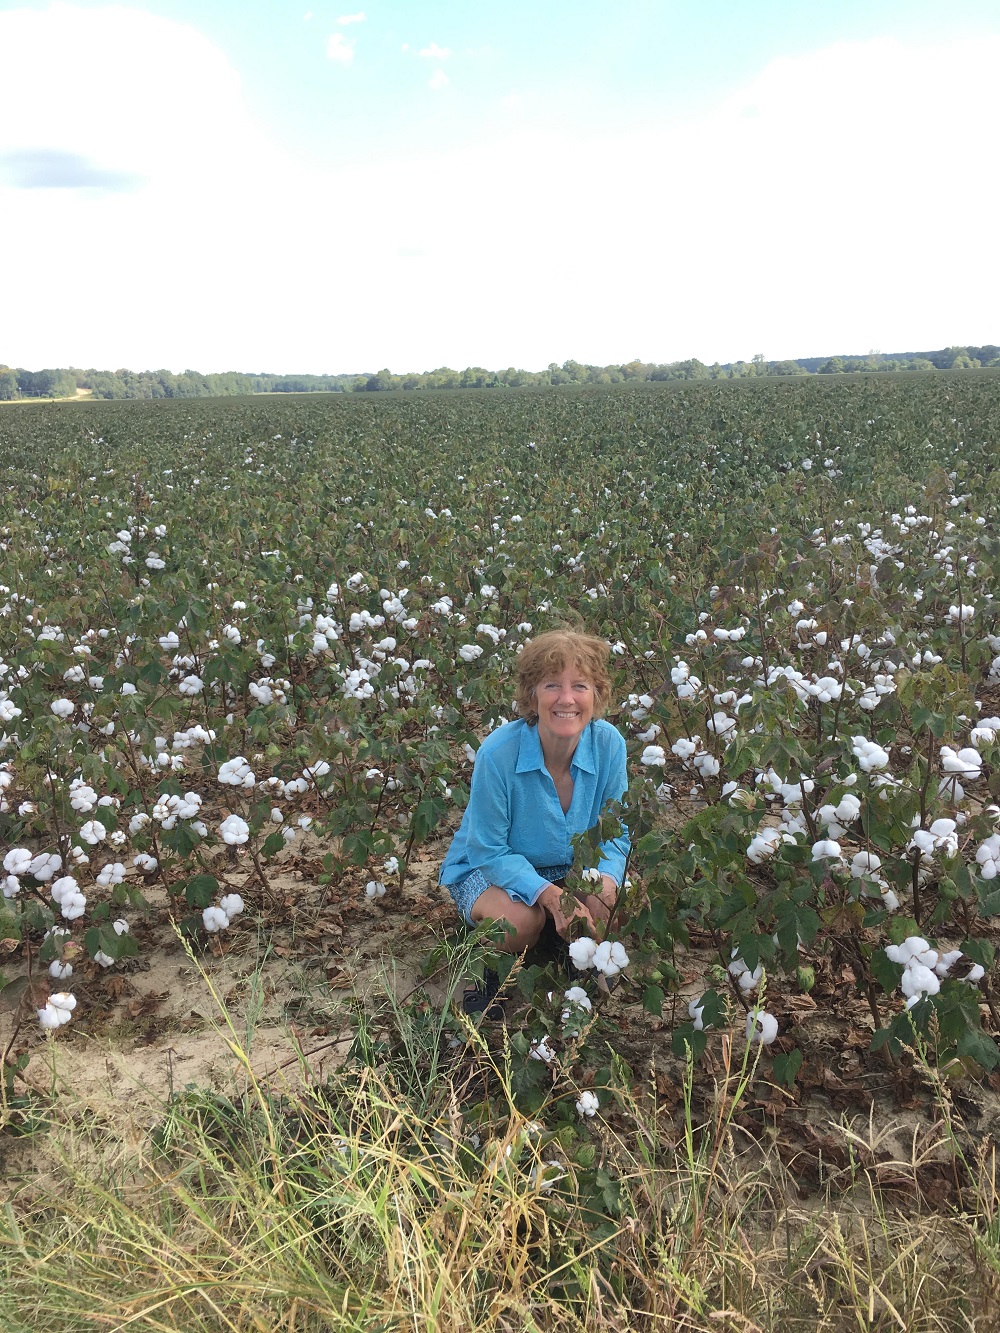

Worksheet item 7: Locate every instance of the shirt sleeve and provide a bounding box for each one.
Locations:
[463,751,550,904]
[595,731,630,886]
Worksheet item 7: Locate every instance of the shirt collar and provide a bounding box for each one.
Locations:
[515,720,597,775]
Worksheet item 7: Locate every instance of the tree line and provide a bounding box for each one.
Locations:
[1,346,997,401]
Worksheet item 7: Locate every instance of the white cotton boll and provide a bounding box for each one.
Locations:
[707,711,737,738]
[834,794,861,824]
[95,861,127,888]
[747,827,783,864]
[975,834,1000,877]
[218,757,256,788]
[901,964,940,999]
[966,964,985,984]
[2,875,19,898]
[941,746,983,779]
[203,906,230,932]
[688,998,706,1030]
[881,889,900,911]
[935,949,963,978]
[219,894,244,918]
[38,993,77,1029]
[3,848,31,876]
[365,880,387,899]
[50,875,78,904]
[219,814,250,845]
[746,1010,779,1045]
[458,644,483,663]
[49,959,73,980]
[529,1036,555,1062]
[568,937,598,969]
[640,745,667,767]
[850,851,882,878]
[576,1090,599,1117]
[50,698,75,718]
[811,839,842,861]
[738,965,763,993]
[562,986,592,1016]
[851,737,890,771]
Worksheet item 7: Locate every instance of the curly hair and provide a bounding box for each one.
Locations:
[514,629,612,724]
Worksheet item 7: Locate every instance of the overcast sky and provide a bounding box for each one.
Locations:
[2,0,998,374]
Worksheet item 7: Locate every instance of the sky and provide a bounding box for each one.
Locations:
[1,0,999,375]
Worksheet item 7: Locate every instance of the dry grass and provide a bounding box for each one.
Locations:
[3,960,1000,1332]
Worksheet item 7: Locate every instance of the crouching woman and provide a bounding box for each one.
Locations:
[438,629,629,1011]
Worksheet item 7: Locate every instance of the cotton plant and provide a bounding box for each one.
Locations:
[885,936,984,1009]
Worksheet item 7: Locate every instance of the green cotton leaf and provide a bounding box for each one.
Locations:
[773,1048,803,1089]
[160,824,201,855]
[262,831,285,857]
[642,984,665,1017]
[671,1025,707,1059]
[185,873,219,909]
[960,939,995,968]
[699,988,728,1030]
[956,1028,1000,1071]
[870,948,904,993]
[775,902,820,953]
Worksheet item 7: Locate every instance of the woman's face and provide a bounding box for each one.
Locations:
[534,662,595,748]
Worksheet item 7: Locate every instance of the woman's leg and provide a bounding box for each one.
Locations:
[470,886,546,953]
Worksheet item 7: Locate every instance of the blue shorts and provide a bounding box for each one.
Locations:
[445,864,574,927]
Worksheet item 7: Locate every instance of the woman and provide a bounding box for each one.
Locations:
[439,628,629,1012]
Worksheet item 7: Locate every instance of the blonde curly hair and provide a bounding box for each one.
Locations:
[514,629,612,725]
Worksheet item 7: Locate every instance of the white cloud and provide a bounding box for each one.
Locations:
[0,6,247,187]
[327,32,355,63]
[336,11,366,24]
[428,68,449,91]
[418,42,452,59]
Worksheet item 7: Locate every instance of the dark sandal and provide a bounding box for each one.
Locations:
[462,968,504,1019]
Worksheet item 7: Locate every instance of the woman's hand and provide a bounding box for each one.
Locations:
[536,882,601,941]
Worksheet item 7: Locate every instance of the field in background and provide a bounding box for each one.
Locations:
[3,374,1000,1328]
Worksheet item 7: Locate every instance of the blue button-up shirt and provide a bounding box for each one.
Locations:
[439,717,629,905]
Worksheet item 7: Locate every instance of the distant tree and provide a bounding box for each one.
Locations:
[818,358,844,374]
[0,365,18,399]
[768,360,807,376]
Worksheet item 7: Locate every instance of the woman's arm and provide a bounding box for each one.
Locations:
[463,751,551,902]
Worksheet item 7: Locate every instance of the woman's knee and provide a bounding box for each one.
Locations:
[471,889,545,951]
